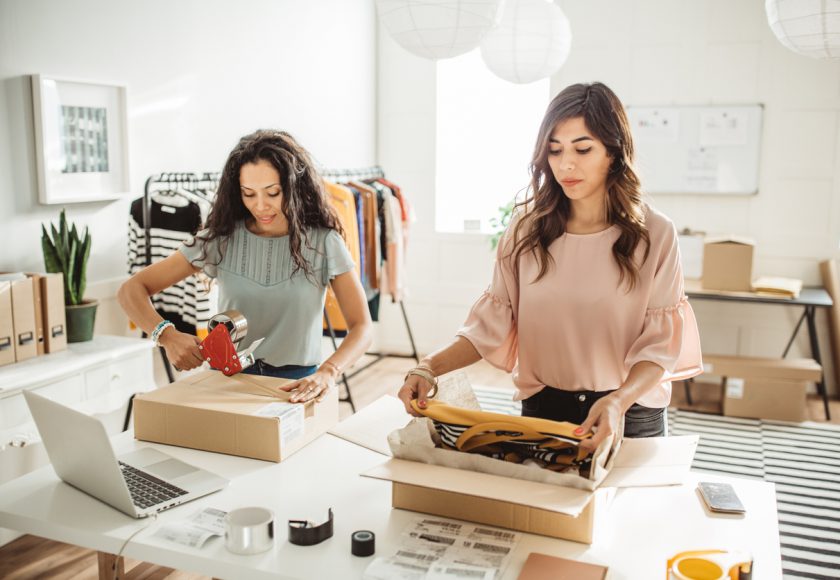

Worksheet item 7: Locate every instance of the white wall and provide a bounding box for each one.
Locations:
[0,0,377,334]
[376,0,840,397]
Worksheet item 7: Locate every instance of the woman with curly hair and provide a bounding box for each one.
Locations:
[399,83,702,451]
[119,130,372,403]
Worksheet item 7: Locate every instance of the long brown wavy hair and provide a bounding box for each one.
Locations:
[510,82,650,290]
[187,129,342,281]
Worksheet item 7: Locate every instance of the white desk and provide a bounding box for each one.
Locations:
[0,432,782,580]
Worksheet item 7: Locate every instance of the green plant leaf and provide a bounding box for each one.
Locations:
[41,225,61,273]
[66,236,78,305]
[40,210,90,306]
[59,209,68,259]
[76,228,91,302]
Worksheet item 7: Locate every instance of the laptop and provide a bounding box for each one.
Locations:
[24,390,228,518]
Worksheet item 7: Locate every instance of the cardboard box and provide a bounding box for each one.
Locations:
[702,236,754,292]
[704,355,822,422]
[38,273,67,353]
[0,282,15,366]
[349,396,698,544]
[134,370,338,462]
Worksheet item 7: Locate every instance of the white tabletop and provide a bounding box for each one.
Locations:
[0,432,782,580]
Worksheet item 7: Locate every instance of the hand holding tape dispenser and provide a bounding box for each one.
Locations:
[199,310,264,376]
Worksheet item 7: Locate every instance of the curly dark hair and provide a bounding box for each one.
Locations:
[510,82,650,290]
[187,129,342,280]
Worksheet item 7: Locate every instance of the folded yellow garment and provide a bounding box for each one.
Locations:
[410,399,593,467]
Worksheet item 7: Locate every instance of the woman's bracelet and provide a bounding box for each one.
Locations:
[320,360,342,377]
[150,320,174,346]
[405,365,439,398]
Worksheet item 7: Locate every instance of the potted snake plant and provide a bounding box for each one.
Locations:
[41,209,97,342]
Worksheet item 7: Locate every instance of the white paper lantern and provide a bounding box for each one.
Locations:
[479,0,572,84]
[376,0,504,60]
[766,0,840,59]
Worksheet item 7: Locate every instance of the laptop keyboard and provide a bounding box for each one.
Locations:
[119,462,189,510]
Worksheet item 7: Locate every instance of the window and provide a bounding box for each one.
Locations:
[435,50,549,233]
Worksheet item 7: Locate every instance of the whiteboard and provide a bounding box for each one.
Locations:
[626,105,763,195]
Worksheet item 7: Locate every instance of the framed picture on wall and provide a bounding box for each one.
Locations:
[31,74,129,204]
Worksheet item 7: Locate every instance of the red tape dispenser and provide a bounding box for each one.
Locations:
[199,310,263,376]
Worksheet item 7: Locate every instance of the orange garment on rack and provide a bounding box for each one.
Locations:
[323,181,361,333]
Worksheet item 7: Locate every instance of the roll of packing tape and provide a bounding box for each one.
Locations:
[351,530,375,557]
[208,309,248,344]
[225,507,274,555]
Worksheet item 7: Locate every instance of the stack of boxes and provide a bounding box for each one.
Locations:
[0,273,66,367]
[699,238,821,422]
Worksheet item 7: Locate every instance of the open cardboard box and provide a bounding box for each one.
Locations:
[333,395,698,544]
[134,370,338,462]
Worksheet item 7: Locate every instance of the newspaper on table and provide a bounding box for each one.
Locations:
[364,516,520,580]
[153,507,227,548]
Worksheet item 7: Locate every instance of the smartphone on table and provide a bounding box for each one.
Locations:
[697,481,746,514]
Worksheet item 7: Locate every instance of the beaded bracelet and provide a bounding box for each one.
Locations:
[405,365,439,398]
[150,320,174,346]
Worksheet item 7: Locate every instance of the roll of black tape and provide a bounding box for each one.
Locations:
[351,530,375,557]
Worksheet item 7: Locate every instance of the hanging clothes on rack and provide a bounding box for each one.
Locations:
[322,180,362,337]
[370,180,406,302]
[128,174,218,340]
[318,165,420,412]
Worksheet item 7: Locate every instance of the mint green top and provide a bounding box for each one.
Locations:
[179,222,354,366]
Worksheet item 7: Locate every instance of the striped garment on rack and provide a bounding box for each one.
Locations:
[128,197,212,335]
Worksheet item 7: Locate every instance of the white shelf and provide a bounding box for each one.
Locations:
[0,335,153,398]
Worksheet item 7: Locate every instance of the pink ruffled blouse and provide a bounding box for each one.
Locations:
[457,205,703,408]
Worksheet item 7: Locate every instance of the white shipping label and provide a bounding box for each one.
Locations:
[726,377,745,399]
[152,507,227,548]
[253,402,305,447]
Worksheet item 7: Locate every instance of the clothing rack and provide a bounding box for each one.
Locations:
[321,165,420,413]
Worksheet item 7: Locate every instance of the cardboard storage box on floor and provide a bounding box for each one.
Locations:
[134,370,338,462]
[336,396,698,544]
[704,354,822,422]
[702,236,754,292]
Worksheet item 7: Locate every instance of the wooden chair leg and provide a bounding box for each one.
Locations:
[97,551,124,580]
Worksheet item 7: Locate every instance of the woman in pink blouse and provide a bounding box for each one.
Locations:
[398,82,703,453]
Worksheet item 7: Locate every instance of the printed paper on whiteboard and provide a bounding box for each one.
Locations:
[629,108,680,144]
[699,110,748,146]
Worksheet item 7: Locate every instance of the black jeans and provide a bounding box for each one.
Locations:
[521,388,666,438]
[241,360,317,380]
